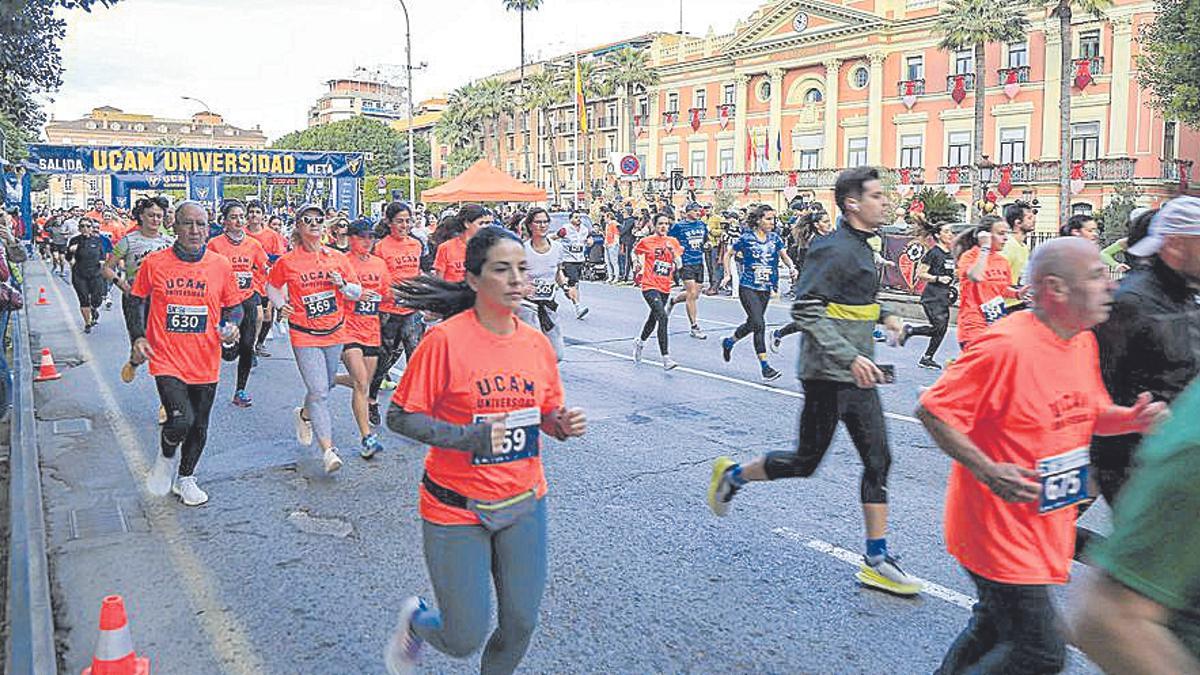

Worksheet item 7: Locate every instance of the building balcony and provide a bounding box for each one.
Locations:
[1162,158,1193,182]
[717,103,736,117]
[935,158,1136,185]
[897,79,926,96]
[596,116,620,129]
[997,65,1031,84]
[1072,56,1105,77]
[556,151,578,163]
[688,107,708,121]
[946,73,976,92]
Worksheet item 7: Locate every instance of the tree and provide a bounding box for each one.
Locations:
[271,116,425,175]
[1,0,122,131]
[436,83,486,175]
[1138,0,1200,128]
[905,188,967,226]
[474,78,512,166]
[502,0,544,179]
[606,47,659,159]
[1050,0,1113,228]
[1095,182,1141,245]
[0,113,35,162]
[577,59,615,201]
[936,0,1029,220]
[525,71,568,204]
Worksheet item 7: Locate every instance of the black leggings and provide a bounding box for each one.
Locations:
[121,291,143,349]
[155,376,218,477]
[370,312,425,400]
[233,295,260,391]
[733,286,771,354]
[909,298,950,359]
[71,272,105,309]
[763,379,892,504]
[256,296,272,346]
[640,289,670,355]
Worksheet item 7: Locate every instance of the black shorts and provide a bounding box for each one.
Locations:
[260,294,271,309]
[679,263,705,283]
[72,273,106,308]
[342,342,382,358]
[51,242,67,254]
[561,262,584,287]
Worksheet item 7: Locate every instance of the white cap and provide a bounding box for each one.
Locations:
[1127,196,1200,257]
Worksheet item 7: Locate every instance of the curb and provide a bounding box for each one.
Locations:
[5,260,59,675]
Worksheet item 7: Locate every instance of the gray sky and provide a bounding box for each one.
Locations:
[51,0,755,141]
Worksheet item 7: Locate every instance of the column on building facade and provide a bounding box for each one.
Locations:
[1107,16,1133,157]
[867,52,885,166]
[733,74,750,173]
[1040,21,1062,160]
[646,86,661,176]
[822,59,841,169]
[768,68,785,170]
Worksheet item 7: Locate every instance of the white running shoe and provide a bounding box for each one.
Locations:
[146,453,176,497]
[384,597,430,675]
[575,304,589,320]
[856,554,923,596]
[293,407,313,446]
[172,476,209,506]
[323,448,343,474]
[662,356,678,371]
[633,339,645,364]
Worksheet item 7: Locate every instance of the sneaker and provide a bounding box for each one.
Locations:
[384,597,431,675]
[918,356,942,370]
[83,323,92,334]
[873,328,887,343]
[146,453,176,497]
[172,476,209,507]
[662,356,678,371]
[323,448,343,474]
[689,326,708,340]
[368,402,381,427]
[899,323,914,347]
[232,390,253,408]
[380,378,397,391]
[856,554,923,596]
[706,456,740,517]
[761,365,782,381]
[120,361,137,384]
[633,339,645,364]
[575,304,589,320]
[254,345,271,358]
[770,329,783,353]
[361,434,383,459]
[721,337,734,363]
[293,407,314,446]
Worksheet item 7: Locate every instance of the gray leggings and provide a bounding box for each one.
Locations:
[292,344,341,444]
[417,498,547,675]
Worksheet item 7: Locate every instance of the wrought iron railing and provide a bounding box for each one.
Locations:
[997,65,1031,84]
[897,79,926,96]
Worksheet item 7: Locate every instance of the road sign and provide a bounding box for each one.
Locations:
[618,154,640,176]
[670,169,685,191]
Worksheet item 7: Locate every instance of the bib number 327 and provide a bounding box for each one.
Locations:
[472,407,540,466]
[1038,447,1090,514]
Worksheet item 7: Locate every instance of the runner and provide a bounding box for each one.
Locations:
[433,204,492,283]
[553,210,590,319]
[719,204,797,381]
[104,196,174,383]
[327,217,351,253]
[66,217,113,333]
[916,237,1167,673]
[901,220,956,369]
[707,167,921,596]
[666,202,708,339]
[770,208,833,351]
[1000,201,1036,302]
[382,226,587,675]
[267,203,362,474]
[632,213,683,370]
[49,207,79,277]
[518,207,567,361]
[334,218,391,458]
[369,202,426,426]
[955,216,1018,349]
[245,200,288,357]
[207,200,270,408]
[134,201,243,506]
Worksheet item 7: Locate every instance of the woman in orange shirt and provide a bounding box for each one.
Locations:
[956,216,1019,348]
[632,213,683,370]
[432,204,492,282]
[603,210,620,282]
[384,227,586,675]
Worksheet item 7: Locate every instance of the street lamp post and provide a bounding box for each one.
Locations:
[181,95,214,147]
[975,154,996,217]
[397,0,416,205]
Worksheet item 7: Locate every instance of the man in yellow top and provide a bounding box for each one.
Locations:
[1001,202,1037,300]
[704,207,725,294]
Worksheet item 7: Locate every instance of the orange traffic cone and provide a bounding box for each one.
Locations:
[36,286,49,306]
[33,347,62,382]
[82,595,150,675]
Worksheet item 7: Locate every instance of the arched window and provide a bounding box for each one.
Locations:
[803,88,823,104]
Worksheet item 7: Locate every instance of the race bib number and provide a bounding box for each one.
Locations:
[752,264,772,285]
[653,260,672,276]
[532,278,556,300]
[354,290,381,316]
[472,407,541,466]
[301,290,337,320]
[235,271,253,290]
[980,296,1006,324]
[165,304,207,334]
[1038,447,1090,514]
[687,234,703,249]
[565,243,584,255]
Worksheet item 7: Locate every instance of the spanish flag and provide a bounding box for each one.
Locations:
[575,57,588,134]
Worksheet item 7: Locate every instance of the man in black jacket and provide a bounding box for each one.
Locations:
[1092,195,1200,506]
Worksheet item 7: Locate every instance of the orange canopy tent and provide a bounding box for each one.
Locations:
[420,159,547,203]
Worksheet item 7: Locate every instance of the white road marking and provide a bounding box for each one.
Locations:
[571,344,923,425]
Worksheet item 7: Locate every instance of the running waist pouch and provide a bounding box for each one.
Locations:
[422,473,538,532]
[287,319,345,337]
[532,298,558,333]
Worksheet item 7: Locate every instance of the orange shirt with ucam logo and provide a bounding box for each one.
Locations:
[373,235,423,314]
[434,236,467,283]
[130,248,241,385]
[247,227,288,261]
[634,235,683,294]
[342,252,390,347]
[919,311,1113,585]
[207,234,269,302]
[267,246,358,348]
[393,311,564,526]
[956,246,1015,345]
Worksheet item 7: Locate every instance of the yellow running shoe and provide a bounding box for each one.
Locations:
[856,555,923,596]
[707,456,739,517]
[120,360,137,383]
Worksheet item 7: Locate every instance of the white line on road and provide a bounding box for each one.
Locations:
[571,344,923,425]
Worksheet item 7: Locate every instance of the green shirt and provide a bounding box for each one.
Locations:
[1089,378,1200,659]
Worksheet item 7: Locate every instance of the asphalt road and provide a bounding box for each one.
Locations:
[26,260,1106,674]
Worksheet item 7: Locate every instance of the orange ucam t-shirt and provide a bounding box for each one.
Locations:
[434,236,467,283]
[342,252,390,347]
[634,235,682,294]
[247,227,288,262]
[130,248,241,385]
[956,246,1015,345]
[267,246,358,348]
[604,221,619,246]
[207,233,269,302]
[919,310,1113,585]
[373,235,423,314]
[393,310,565,526]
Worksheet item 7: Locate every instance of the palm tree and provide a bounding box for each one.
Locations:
[606,46,659,159]
[474,78,512,166]
[526,70,567,203]
[1050,0,1113,228]
[577,59,616,201]
[936,0,1029,219]
[502,0,544,179]
[436,83,484,174]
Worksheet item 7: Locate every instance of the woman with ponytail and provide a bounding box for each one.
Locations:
[432,203,493,282]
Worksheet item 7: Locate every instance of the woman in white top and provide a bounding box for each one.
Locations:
[519,208,566,360]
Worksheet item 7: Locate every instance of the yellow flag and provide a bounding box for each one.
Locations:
[575,59,588,134]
